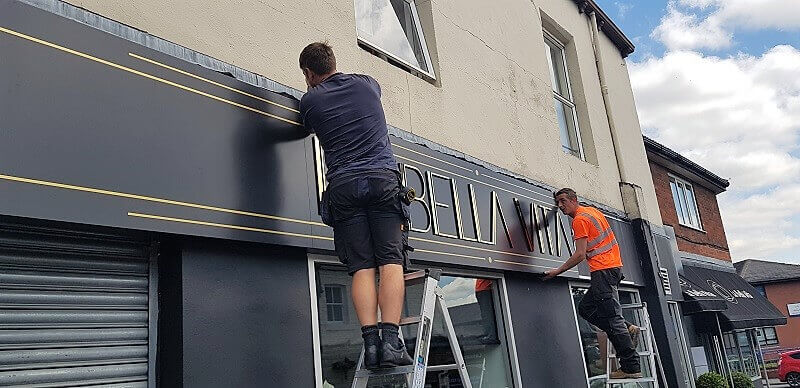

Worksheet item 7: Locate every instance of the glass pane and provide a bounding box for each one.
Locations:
[554,98,580,157]
[332,287,342,304]
[545,37,569,97]
[724,333,742,373]
[316,266,515,387]
[738,331,758,377]
[572,287,607,380]
[325,287,334,304]
[574,287,647,388]
[684,185,701,228]
[355,0,431,72]
[671,180,689,225]
[327,305,336,322]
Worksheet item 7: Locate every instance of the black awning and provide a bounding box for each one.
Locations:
[680,265,787,330]
[679,274,728,315]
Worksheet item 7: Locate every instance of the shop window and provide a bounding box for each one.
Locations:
[544,31,584,160]
[325,284,347,323]
[755,327,779,346]
[354,0,436,79]
[314,264,516,387]
[669,176,703,230]
[571,286,654,388]
[722,330,760,378]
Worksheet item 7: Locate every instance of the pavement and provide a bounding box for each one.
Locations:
[766,378,791,387]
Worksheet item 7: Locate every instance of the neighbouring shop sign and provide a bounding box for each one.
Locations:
[788,303,800,317]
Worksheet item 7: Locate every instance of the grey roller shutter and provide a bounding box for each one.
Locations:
[0,224,152,387]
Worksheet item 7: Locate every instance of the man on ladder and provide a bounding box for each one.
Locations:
[543,188,643,379]
[298,42,413,369]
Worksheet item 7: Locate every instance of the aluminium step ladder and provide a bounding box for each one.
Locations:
[605,303,666,388]
[351,269,473,388]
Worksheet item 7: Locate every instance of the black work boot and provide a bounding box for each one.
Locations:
[379,322,413,368]
[361,325,381,370]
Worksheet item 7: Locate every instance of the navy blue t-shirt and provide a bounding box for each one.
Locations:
[299,73,397,183]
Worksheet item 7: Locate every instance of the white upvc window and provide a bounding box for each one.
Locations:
[543,31,584,160]
[354,0,435,79]
[324,284,346,323]
[669,175,703,230]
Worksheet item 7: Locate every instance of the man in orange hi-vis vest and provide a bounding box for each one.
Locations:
[543,188,642,379]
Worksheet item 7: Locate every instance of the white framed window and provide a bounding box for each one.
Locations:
[544,31,584,160]
[669,175,703,230]
[312,260,520,387]
[755,327,779,346]
[324,284,346,323]
[354,0,435,79]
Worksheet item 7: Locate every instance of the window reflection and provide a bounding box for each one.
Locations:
[572,286,652,388]
[354,0,433,74]
[316,265,514,387]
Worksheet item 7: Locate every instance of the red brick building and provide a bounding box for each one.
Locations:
[644,136,731,261]
[736,260,800,362]
[644,136,789,386]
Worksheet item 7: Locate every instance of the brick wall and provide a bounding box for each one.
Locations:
[649,161,731,261]
[765,281,800,352]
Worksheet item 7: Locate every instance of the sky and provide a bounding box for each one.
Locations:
[592,0,800,265]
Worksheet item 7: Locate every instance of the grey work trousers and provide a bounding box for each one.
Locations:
[577,267,641,374]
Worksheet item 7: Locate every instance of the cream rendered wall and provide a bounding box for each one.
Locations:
[66,0,661,223]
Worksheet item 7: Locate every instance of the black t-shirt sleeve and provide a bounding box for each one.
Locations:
[299,94,315,134]
[354,74,381,97]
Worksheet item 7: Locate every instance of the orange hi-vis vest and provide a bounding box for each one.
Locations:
[572,206,623,272]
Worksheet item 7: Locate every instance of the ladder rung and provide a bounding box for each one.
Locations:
[620,303,645,309]
[607,377,656,384]
[609,352,654,358]
[400,316,422,326]
[353,365,414,378]
[427,364,459,372]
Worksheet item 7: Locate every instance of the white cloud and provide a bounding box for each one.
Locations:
[652,4,731,51]
[652,0,800,51]
[629,46,800,262]
[614,2,633,19]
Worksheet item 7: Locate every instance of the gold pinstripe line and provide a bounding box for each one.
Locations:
[0,173,326,227]
[392,144,472,173]
[0,26,301,126]
[409,235,568,265]
[129,52,300,114]
[128,212,332,240]
[413,248,487,261]
[493,259,571,272]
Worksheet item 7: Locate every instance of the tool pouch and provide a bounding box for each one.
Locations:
[395,175,415,270]
[319,189,334,227]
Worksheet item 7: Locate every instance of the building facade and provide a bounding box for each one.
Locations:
[736,259,800,372]
[1,0,693,387]
[645,137,787,388]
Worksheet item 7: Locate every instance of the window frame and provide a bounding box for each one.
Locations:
[569,282,644,387]
[668,174,704,231]
[543,29,585,161]
[354,0,436,80]
[307,254,523,388]
[323,284,347,324]
[755,327,779,346]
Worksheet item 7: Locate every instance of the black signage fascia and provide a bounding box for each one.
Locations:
[0,1,642,280]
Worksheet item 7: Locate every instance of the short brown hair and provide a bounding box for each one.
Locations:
[553,188,578,201]
[299,42,336,75]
